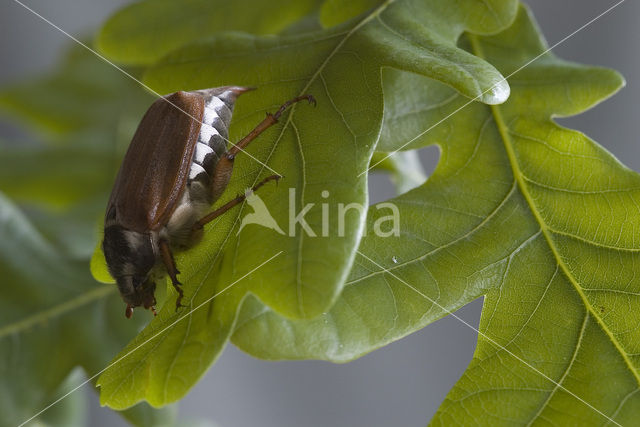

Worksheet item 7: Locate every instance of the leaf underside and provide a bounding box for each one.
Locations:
[233,6,640,425]
[1,0,638,425]
[93,0,521,410]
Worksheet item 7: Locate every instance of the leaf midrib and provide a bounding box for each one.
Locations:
[0,284,114,339]
[467,33,640,387]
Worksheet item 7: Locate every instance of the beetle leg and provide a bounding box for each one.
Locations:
[159,239,184,310]
[194,174,281,229]
[208,94,314,201]
[227,94,316,159]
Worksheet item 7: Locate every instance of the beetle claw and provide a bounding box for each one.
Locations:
[306,95,317,106]
[175,299,185,312]
[174,286,185,311]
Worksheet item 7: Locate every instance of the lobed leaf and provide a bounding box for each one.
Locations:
[0,47,169,425]
[96,0,325,66]
[95,0,518,409]
[369,149,427,194]
[232,5,640,425]
[0,192,174,426]
[0,46,151,142]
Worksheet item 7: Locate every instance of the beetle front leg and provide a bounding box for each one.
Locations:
[159,239,184,310]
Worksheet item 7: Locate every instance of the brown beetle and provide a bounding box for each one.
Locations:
[102,86,314,318]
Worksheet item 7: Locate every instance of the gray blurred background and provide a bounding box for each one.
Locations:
[1,1,638,426]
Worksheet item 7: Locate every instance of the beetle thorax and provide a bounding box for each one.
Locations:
[103,224,159,285]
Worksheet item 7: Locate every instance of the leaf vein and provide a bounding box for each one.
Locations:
[347,180,517,285]
[525,313,589,427]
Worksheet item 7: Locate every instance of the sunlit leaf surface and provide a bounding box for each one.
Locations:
[94,0,517,409]
[232,6,640,425]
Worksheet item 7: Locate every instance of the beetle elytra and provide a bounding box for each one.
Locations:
[102,87,315,318]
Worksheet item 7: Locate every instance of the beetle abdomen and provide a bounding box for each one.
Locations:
[165,87,248,247]
[187,88,243,204]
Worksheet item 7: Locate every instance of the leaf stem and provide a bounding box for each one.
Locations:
[0,284,115,339]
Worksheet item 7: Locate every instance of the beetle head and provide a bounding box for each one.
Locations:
[103,224,158,318]
[118,276,157,319]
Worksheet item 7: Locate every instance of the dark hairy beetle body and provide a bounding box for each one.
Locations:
[102,87,315,318]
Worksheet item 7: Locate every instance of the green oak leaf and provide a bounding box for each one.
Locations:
[34,370,87,427]
[369,150,427,194]
[0,139,117,258]
[319,0,381,27]
[94,0,518,408]
[0,45,153,258]
[0,45,151,142]
[0,143,114,208]
[0,192,174,427]
[96,0,324,66]
[0,46,171,425]
[231,5,640,425]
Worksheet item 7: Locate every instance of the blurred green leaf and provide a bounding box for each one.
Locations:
[0,44,169,425]
[0,143,114,207]
[232,6,640,425]
[0,46,151,141]
[94,0,518,409]
[0,44,152,255]
[369,150,427,194]
[36,370,87,426]
[319,0,381,27]
[96,0,325,66]
[0,192,174,426]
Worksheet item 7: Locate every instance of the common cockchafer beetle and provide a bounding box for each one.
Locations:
[102,86,315,318]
